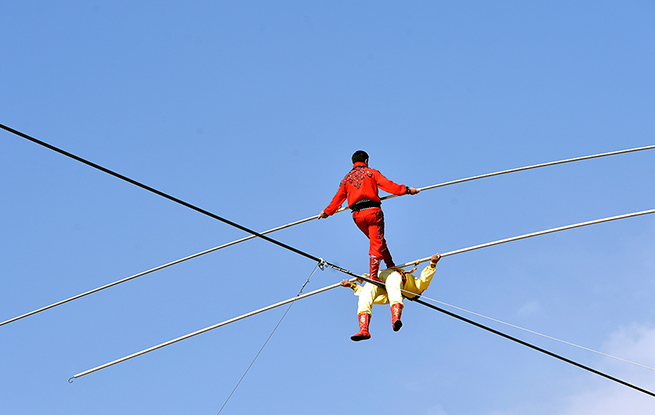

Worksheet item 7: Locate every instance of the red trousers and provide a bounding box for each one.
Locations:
[352,208,395,279]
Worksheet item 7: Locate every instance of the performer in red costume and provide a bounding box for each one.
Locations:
[319,150,419,279]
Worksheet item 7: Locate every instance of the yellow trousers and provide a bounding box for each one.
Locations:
[356,271,404,314]
[353,264,436,314]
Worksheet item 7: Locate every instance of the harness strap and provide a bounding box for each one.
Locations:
[390,267,408,285]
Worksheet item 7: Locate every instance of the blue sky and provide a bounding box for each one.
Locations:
[2,1,655,414]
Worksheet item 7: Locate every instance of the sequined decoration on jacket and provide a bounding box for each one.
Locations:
[341,167,373,190]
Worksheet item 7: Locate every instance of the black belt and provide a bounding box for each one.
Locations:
[350,200,381,212]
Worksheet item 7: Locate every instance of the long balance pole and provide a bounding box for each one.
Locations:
[396,208,655,268]
[72,207,655,385]
[70,282,342,381]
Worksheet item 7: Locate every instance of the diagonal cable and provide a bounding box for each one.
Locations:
[216,262,320,414]
[0,123,321,263]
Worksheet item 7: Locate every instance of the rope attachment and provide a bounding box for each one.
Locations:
[317,258,327,271]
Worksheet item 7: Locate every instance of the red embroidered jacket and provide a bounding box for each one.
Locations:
[323,162,408,216]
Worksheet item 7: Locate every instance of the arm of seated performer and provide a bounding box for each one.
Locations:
[414,253,441,293]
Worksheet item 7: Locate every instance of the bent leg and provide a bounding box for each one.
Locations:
[383,271,404,332]
[383,271,404,307]
[370,209,395,269]
[354,209,395,278]
[354,209,386,279]
[356,282,379,315]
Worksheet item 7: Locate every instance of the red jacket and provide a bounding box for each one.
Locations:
[323,162,408,216]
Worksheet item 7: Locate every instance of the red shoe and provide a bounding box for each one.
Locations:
[391,303,403,332]
[350,313,371,341]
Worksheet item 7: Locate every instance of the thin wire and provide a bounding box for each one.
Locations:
[417,294,655,371]
[216,263,320,415]
[408,294,655,398]
[2,122,653,326]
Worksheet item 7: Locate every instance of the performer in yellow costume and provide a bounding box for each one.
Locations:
[340,253,441,341]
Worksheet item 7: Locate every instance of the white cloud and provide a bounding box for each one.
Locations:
[559,323,655,415]
[424,405,448,415]
[604,323,655,368]
[516,300,541,318]
[492,323,655,415]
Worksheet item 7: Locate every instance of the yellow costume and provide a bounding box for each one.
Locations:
[343,255,440,341]
[348,263,437,314]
